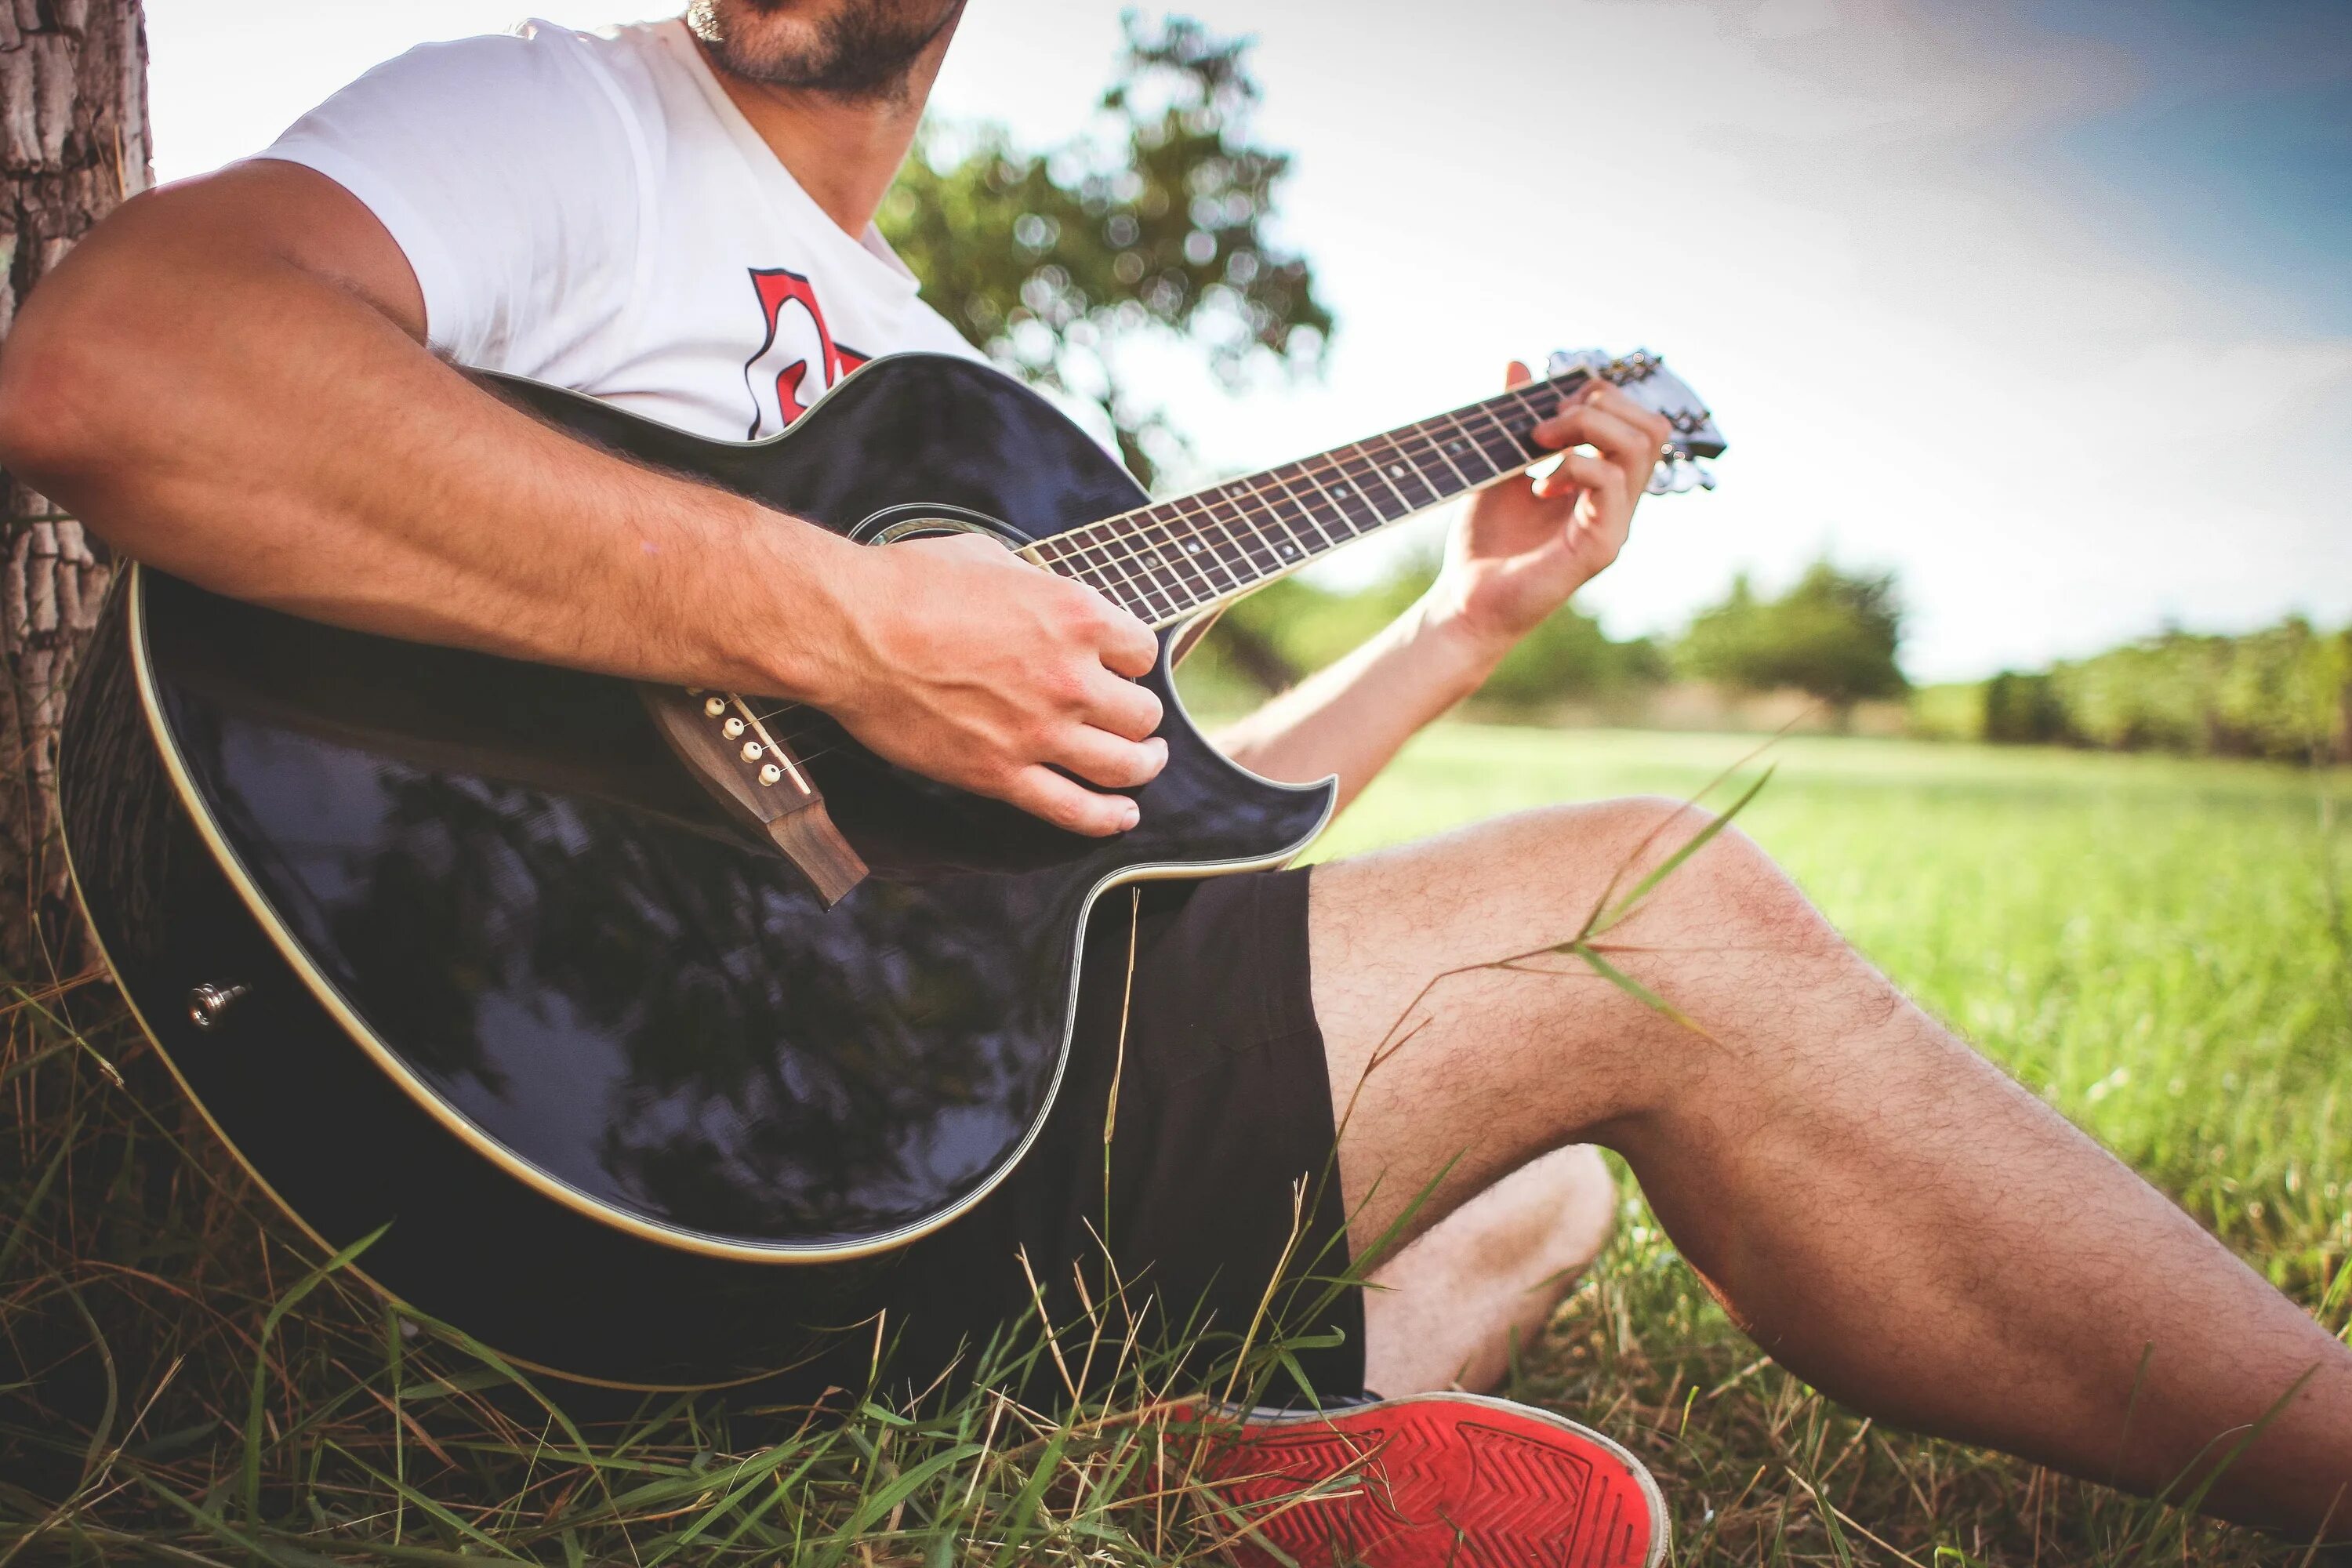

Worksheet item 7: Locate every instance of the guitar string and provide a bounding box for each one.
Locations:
[730,385,1586,765]
[730,380,1588,759]
[1028,377,1580,595]
[977,385,1565,640]
[735,393,1556,746]
[1025,396,1570,622]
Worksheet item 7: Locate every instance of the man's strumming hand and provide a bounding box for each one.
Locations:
[1425,360,1675,662]
[802,532,1167,839]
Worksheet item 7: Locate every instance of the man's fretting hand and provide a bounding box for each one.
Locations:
[811,532,1167,837]
[1429,361,1675,656]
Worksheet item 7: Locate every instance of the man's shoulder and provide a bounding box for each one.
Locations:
[344,16,673,117]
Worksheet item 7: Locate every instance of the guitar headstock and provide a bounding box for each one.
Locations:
[1548,347,1726,495]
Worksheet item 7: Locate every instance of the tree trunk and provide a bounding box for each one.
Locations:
[0,0,148,976]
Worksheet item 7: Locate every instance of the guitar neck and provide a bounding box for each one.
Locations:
[1018,365,1595,628]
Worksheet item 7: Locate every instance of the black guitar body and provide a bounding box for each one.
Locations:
[59,354,1333,1387]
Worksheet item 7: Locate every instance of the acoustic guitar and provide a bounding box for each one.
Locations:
[60,348,1724,1385]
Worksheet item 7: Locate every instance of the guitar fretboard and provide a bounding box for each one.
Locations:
[1020,367,1592,627]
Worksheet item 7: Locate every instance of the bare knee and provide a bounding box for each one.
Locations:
[1515,794,1832,959]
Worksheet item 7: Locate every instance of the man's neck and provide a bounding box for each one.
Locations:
[694,31,953,240]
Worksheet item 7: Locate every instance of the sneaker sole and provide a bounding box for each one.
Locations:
[1182,1390,1668,1568]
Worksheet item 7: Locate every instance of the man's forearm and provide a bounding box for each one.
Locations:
[1216,592,1504,815]
[0,178,867,704]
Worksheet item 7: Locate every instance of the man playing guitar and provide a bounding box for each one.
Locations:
[2,2,2347,1560]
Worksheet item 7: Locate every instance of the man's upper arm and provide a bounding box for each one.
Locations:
[0,158,426,485]
[160,160,429,338]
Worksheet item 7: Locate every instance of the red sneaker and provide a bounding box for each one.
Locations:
[1175,1391,1667,1568]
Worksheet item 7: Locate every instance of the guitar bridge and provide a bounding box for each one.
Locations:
[639,685,868,907]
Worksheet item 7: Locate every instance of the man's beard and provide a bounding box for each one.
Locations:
[686,0,961,103]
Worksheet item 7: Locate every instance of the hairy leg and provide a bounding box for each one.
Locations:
[1311,799,2352,1537]
[1361,1144,1616,1396]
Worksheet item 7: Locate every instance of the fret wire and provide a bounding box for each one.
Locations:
[1490,386,1560,447]
[1073,524,1174,621]
[1364,428,1450,507]
[1047,531,1136,611]
[1118,511,1203,615]
[1123,505,1200,607]
[1261,463,1345,554]
[1181,491,1269,592]
[1184,485,1284,583]
[1218,477,1312,573]
[1279,456,1370,543]
[1363,437,1443,512]
[1402,416,1477,491]
[1457,402,1535,470]
[1428,413,1501,487]
[1327,451,1392,531]
[1141,495,1226,595]
[1031,368,1596,601]
[1341,441,1419,517]
[1294,452,1381,535]
[1174,492,1258,593]
[1137,506,1220,611]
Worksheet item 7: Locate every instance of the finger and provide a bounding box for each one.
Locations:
[1534,448,1624,503]
[1084,668,1164,741]
[1000,764,1142,837]
[1587,381,1675,445]
[1093,601,1160,677]
[1530,409,1660,501]
[1051,725,1168,789]
[1541,403,1656,474]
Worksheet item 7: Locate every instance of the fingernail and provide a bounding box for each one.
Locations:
[1120,800,1141,829]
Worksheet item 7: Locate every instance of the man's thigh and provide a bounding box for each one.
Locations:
[1308,796,1825,1255]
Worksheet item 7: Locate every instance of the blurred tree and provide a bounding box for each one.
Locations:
[1,0,151,971]
[1983,670,2067,745]
[878,13,1331,488]
[1179,556,1668,719]
[1678,560,1908,715]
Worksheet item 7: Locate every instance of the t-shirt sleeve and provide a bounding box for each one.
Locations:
[254,26,648,372]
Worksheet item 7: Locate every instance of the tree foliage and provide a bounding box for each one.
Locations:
[1962,617,2352,760]
[1676,560,1908,710]
[878,13,1332,487]
[1182,560,1667,717]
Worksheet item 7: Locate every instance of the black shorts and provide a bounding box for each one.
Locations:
[849,865,1362,1406]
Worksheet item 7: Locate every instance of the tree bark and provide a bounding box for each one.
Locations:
[1,0,149,975]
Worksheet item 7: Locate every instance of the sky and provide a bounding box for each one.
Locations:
[142,0,2352,681]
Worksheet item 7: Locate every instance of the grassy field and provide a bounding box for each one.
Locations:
[4,728,2347,1564]
[1314,727,2352,1563]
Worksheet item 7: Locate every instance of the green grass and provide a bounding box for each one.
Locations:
[4,728,2348,1564]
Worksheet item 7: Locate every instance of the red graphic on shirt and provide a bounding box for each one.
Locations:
[742,267,869,437]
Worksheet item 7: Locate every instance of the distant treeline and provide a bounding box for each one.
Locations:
[1913,619,2352,763]
[1186,557,2350,763]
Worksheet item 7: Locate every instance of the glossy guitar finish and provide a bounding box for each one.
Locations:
[60,354,1334,1385]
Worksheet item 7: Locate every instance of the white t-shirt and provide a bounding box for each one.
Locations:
[258,16,985,441]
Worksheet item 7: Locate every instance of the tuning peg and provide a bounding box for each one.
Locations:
[1692,461,1718,491]
[1646,460,1680,495]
